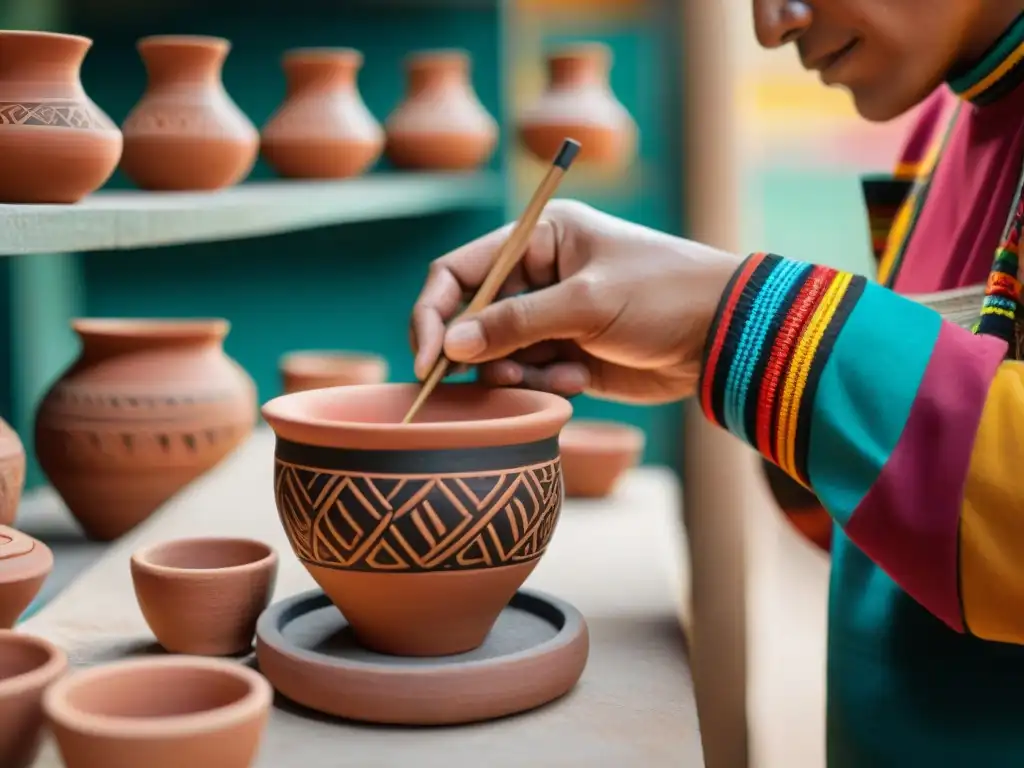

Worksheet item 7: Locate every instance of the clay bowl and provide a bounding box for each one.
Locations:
[262,382,572,657]
[44,656,272,768]
[0,527,53,629]
[0,631,67,768]
[559,420,645,499]
[279,350,388,394]
[131,537,278,656]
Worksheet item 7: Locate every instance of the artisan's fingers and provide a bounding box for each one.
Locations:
[477,360,590,397]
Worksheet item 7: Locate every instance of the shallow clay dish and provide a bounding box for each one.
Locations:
[262,382,571,657]
[0,631,67,768]
[131,537,278,656]
[0,526,53,629]
[279,350,388,394]
[559,419,645,499]
[44,656,272,768]
[256,588,588,725]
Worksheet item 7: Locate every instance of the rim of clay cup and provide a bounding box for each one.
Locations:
[137,34,230,50]
[44,656,272,739]
[279,350,387,374]
[132,537,277,578]
[559,419,646,451]
[0,631,68,700]
[0,30,91,44]
[72,318,229,339]
[284,47,364,64]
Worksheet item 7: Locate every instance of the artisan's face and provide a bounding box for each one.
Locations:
[752,0,991,121]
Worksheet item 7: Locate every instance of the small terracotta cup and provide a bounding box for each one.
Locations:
[44,656,272,768]
[131,537,277,656]
[279,350,388,394]
[559,420,645,499]
[0,526,54,629]
[0,630,68,768]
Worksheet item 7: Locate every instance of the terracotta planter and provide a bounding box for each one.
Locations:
[279,350,388,394]
[385,50,498,171]
[0,31,121,203]
[519,43,637,168]
[0,420,25,527]
[120,36,258,191]
[0,527,52,629]
[45,656,272,768]
[262,382,571,656]
[261,48,384,179]
[559,419,644,499]
[0,631,67,768]
[35,319,257,542]
[131,537,278,656]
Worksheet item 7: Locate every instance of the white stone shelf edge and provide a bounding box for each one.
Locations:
[0,172,504,256]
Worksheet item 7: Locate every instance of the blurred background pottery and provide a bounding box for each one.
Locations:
[262,382,571,656]
[120,35,258,190]
[261,48,384,179]
[559,419,645,499]
[0,31,121,203]
[279,350,388,394]
[0,630,67,768]
[0,420,25,527]
[34,319,257,541]
[131,537,278,656]
[0,527,52,629]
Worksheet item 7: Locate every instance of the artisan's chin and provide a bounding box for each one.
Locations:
[847,81,932,123]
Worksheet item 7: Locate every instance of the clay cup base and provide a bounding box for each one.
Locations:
[385,131,496,171]
[0,128,121,204]
[519,123,635,169]
[120,135,257,191]
[256,588,589,725]
[261,137,382,179]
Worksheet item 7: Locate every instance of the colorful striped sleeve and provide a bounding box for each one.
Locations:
[699,252,1024,642]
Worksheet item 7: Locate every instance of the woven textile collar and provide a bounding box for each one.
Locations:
[948,12,1024,105]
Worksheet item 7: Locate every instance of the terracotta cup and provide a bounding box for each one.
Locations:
[559,420,645,499]
[45,656,272,768]
[0,30,122,203]
[0,631,67,768]
[0,527,53,629]
[131,537,278,656]
[279,350,388,394]
[262,382,572,656]
[0,418,25,527]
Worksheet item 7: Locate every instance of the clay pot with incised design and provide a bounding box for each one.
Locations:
[0,31,122,203]
[35,319,257,541]
[0,527,52,629]
[120,36,258,191]
[0,420,25,527]
[262,383,571,656]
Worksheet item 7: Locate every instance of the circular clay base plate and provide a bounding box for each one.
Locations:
[255,588,589,725]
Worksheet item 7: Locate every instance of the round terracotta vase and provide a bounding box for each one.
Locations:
[261,48,384,179]
[384,50,498,171]
[0,527,52,629]
[120,36,258,191]
[0,420,25,527]
[131,537,278,656]
[518,43,637,168]
[262,382,571,656]
[34,319,257,542]
[0,31,122,203]
[44,656,272,768]
[279,350,388,394]
[559,420,645,499]
[0,631,67,768]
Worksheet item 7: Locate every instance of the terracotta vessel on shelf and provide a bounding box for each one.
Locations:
[0,630,67,768]
[0,420,25,527]
[120,35,258,191]
[34,319,257,542]
[0,527,52,629]
[44,656,272,768]
[131,537,278,656]
[261,48,384,179]
[384,49,498,171]
[279,350,388,394]
[559,419,645,499]
[0,31,122,203]
[262,382,571,656]
[518,43,637,168]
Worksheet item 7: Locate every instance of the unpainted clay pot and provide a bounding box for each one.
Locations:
[0,419,26,527]
[262,383,571,656]
[385,50,498,171]
[559,420,645,499]
[0,30,122,203]
[120,36,258,191]
[518,43,638,168]
[44,656,272,768]
[279,350,388,394]
[131,537,278,656]
[0,630,67,768]
[35,319,257,542]
[261,48,384,179]
[0,526,53,629]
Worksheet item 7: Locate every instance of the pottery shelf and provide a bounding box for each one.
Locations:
[0,172,503,256]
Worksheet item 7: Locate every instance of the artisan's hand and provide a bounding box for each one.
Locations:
[411,200,742,403]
